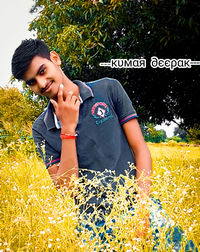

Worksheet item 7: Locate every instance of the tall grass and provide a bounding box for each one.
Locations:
[0,140,199,251]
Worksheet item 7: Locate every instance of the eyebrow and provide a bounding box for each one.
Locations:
[25,64,45,85]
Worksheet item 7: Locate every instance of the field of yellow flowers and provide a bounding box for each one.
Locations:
[0,140,199,251]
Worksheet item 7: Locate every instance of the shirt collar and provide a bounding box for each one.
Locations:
[73,80,94,102]
[44,80,94,130]
[44,102,55,130]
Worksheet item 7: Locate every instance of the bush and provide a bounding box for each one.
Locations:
[165,136,182,143]
[187,126,200,145]
[144,124,167,143]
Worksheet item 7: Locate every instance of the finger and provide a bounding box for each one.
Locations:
[71,95,78,104]
[74,99,81,109]
[57,84,64,103]
[65,91,73,102]
[50,99,58,111]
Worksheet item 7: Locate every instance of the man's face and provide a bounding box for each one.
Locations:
[23,52,63,100]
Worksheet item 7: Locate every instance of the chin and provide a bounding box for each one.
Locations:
[49,85,59,100]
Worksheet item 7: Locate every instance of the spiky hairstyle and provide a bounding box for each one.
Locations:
[11,39,50,80]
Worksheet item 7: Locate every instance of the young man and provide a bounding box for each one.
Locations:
[12,39,152,234]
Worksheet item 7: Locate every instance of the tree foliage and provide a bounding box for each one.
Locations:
[174,126,187,142]
[187,126,200,144]
[28,0,200,129]
[165,136,183,143]
[142,124,167,143]
[0,87,43,146]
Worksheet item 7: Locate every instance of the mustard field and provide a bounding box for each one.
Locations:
[0,141,199,251]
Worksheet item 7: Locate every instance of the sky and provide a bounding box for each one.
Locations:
[0,0,36,89]
[0,0,176,136]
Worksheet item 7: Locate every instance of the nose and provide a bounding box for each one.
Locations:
[35,76,47,90]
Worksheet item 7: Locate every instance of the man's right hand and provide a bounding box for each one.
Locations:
[50,84,80,133]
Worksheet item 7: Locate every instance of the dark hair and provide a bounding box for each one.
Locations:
[11,39,50,80]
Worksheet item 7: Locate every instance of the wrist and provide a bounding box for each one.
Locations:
[60,134,77,140]
[61,128,76,135]
[60,130,78,140]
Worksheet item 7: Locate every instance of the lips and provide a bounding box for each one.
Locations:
[41,80,53,94]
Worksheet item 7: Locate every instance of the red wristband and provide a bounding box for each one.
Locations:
[60,133,77,140]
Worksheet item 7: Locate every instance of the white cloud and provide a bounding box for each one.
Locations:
[155,121,178,137]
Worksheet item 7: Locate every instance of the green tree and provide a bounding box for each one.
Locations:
[143,124,166,143]
[174,126,187,142]
[160,129,167,142]
[27,0,199,129]
[187,126,200,144]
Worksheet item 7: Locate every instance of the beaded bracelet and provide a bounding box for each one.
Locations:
[60,133,78,140]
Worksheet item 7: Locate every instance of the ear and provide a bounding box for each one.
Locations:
[50,51,61,66]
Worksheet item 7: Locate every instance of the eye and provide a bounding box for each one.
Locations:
[40,68,46,75]
[26,79,36,86]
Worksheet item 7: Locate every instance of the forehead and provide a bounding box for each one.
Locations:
[23,55,50,81]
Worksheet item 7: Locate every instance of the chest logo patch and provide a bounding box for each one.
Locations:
[91,102,113,125]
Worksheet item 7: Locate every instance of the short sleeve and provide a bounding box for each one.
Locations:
[108,78,138,124]
[32,128,60,169]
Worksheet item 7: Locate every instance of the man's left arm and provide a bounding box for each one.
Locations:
[123,118,152,236]
[122,118,152,197]
[107,78,152,196]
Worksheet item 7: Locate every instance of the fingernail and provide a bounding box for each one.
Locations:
[68,91,73,94]
[60,84,64,88]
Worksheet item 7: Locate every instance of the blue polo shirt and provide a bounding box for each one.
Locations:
[32,77,138,211]
[32,77,137,175]
[33,78,137,200]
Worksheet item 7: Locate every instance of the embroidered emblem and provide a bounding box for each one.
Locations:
[97,107,106,118]
[91,102,113,125]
